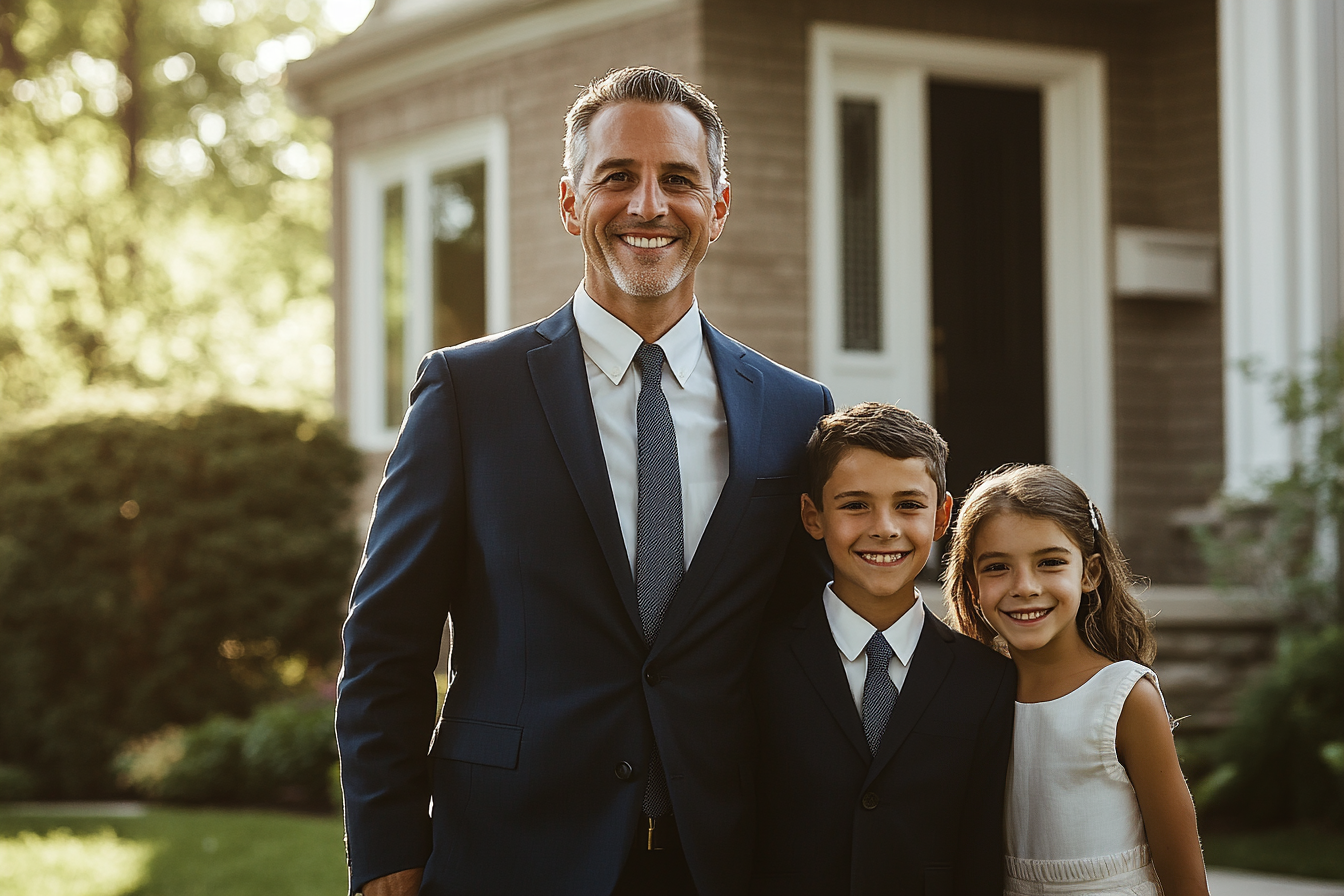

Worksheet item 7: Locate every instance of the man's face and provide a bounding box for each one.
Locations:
[560,101,729,304]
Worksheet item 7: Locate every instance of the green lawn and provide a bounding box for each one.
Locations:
[1203,826,1344,881]
[0,807,346,896]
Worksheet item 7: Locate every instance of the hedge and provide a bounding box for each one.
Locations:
[0,405,362,797]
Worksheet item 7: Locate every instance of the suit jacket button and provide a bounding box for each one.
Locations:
[615,761,634,781]
[644,670,661,685]
[861,791,880,810]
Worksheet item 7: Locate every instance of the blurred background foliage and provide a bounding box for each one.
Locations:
[0,405,361,798]
[0,0,365,426]
[1189,333,1344,826]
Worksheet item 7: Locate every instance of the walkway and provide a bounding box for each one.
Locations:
[1211,868,1344,896]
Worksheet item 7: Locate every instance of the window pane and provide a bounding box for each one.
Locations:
[431,162,487,351]
[383,184,406,428]
[841,99,881,352]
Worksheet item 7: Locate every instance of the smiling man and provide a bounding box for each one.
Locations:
[336,68,832,896]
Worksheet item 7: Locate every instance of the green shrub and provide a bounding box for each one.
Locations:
[1198,626,1344,823]
[0,405,362,797]
[0,763,36,801]
[241,699,337,805]
[116,698,336,808]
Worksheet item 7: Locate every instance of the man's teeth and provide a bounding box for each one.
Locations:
[858,552,905,565]
[622,235,673,248]
[1008,609,1051,621]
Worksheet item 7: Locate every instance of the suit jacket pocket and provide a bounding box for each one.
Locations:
[432,718,523,769]
[924,864,953,896]
[751,475,804,497]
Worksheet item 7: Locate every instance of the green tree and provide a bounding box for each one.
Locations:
[0,0,360,424]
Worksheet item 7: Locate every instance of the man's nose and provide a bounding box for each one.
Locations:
[626,177,669,219]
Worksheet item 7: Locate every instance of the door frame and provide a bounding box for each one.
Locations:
[809,25,1112,510]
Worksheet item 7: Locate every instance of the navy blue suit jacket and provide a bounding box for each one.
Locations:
[336,302,832,895]
[750,600,1015,896]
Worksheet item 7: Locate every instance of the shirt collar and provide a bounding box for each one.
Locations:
[571,283,705,388]
[822,584,925,667]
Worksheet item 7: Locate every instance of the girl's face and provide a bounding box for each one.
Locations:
[970,511,1102,657]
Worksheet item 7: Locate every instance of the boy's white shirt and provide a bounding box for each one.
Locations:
[823,584,925,716]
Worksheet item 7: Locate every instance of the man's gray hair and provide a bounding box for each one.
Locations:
[563,67,728,199]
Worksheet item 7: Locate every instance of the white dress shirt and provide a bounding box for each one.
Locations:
[822,584,925,716]
[571,284,730,572]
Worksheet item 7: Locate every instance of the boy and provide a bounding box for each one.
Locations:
[750,403,1016,896]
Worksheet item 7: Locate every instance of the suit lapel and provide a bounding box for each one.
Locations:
[863,613,956,786]
[527,303,641,634]
[647,319,763,657]
[789,599,871,761]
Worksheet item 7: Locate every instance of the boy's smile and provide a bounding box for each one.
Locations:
[801,448,952,630]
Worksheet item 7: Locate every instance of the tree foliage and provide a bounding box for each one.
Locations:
[0,0,358,423]
[0,405,361,797]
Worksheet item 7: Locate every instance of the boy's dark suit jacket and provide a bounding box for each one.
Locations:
[751,598,1016,896]
[336,302,832,896]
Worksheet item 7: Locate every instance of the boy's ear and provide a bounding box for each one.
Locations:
[934,492,953,540]
[1082,552,1103,592]
[800,493,825,541]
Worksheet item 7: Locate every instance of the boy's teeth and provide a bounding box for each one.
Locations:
[623,235,673,248]
[858,552,904,565]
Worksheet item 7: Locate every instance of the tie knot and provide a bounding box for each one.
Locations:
[865,631,894,664]
[636,343,666,384]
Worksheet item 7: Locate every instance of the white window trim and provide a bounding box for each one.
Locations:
[347,117,510,452]
[809,25,1112,511]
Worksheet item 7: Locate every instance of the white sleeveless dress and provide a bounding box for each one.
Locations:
[1004,660,1165,896]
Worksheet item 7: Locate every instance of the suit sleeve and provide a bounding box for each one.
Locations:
[336,352,464,894]
[954,660,1016,896]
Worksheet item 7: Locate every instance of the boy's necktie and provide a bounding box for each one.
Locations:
[862,631,897,756]
[634,342,681,818]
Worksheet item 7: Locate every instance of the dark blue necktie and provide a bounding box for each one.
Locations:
[634,342,681,818]
[862,632,897,757]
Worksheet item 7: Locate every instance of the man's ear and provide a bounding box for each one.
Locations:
[708,182,731,241]
[800,492,824,541]
[1082,553,1103,592]
[559,177,582,236]
[934,492,953,540]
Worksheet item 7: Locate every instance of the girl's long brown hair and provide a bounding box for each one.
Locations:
[943,464,1155,665]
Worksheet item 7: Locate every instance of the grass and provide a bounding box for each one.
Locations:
[0,807,346,896]
[1203,825,1344,881]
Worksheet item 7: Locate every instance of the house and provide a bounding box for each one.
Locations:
[287,0,1344,727]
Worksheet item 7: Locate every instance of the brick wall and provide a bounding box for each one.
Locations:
[700,0,1223,584]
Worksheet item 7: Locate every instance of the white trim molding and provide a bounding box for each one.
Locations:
[347,116,510,452]
[1220,0,1344,494]
[809,25,1112,511]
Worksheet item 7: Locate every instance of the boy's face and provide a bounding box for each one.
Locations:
[801,447,952,619]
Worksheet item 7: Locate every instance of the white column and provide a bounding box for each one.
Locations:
[1220,0,1343,493]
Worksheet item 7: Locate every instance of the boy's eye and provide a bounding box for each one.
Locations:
[897,501,924,510]
[839,501,866,510]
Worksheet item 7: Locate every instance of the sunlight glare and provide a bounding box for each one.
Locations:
[321,0,374,34]
[0,829,153,896]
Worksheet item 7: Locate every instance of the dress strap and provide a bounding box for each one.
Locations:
[1101,661,1161,782]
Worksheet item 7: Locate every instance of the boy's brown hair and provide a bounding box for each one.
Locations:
[943,464,1156,665]
[805,403,949,506]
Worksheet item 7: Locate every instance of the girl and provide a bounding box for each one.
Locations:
[945,465,1207,896]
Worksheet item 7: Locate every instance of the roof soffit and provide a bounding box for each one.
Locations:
[287,0,687,115]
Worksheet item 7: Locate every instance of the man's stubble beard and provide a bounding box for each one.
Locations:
[597,232,695,298]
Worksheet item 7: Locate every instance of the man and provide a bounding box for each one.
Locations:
[337,67,832,896]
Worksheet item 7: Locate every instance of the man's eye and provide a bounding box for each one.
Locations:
[666,175,691,185]
[604,172,631,182]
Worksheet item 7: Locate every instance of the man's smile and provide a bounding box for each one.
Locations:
[619,234,676,249]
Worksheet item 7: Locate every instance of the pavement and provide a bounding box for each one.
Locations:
[1210,868,1344,896]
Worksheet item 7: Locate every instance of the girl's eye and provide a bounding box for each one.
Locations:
[980,562,1007,573]
[1039,557,1067,568]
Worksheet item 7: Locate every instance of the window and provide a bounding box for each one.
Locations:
[349,118,509,450]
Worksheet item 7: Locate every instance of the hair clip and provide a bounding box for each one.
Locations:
[1087,500,1101,533]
